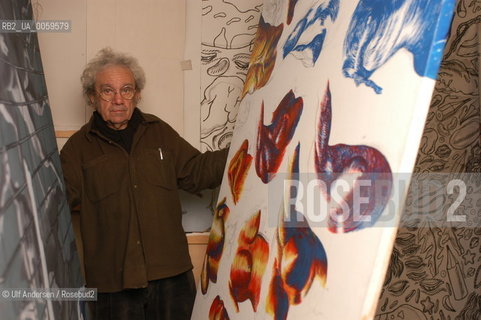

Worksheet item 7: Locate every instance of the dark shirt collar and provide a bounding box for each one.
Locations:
[92,108,142,153]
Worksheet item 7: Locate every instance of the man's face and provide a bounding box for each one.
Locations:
[90,65,139,130]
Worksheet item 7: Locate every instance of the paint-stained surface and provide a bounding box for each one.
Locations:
[193,0,455,319]
[343,0,455,93]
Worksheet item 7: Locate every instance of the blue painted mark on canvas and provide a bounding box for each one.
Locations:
[342,0,455,94]
[282,0,339,67]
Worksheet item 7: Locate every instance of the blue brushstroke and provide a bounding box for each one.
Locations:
[342,0,456,94]
[282,144,328,294]
[283,0,339,66]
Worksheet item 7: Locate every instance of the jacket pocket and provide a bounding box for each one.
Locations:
[82,154,122,202]
[138,148,177,190]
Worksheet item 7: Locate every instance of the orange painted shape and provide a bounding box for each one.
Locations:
[228,139,253,204]
[209,295,230,320]
[242,16,284,98]
[201,198,230,294]
[229,211,269,312]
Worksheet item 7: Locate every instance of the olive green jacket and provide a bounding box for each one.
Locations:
[60,109,227,292]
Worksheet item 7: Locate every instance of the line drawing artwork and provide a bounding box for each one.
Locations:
[375,3,481,319]
[342,0,455,94]
[0,1,83,319]
[201,0,263,152]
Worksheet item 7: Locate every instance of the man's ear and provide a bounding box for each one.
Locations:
[134,91,141,104]
[88,94,95,107]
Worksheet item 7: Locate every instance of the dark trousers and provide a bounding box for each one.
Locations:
[88,271,196,320]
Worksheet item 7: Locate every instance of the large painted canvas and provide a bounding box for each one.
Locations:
[375,3,481,319]
[0,1,83,319]
[193,0,455,319]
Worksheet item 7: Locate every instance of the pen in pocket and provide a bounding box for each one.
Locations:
[158,147,164,160]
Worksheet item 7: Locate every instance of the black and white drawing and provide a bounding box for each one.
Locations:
[200,0,263,152]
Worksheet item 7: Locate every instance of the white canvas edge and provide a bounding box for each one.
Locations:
[360,78,437,319]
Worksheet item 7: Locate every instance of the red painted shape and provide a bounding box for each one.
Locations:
[201,198,230,294]
[229,210,269,312]
[315,82,392,232]
[256,90,303,183]
[287,0,299,24]
[209,295,230,320]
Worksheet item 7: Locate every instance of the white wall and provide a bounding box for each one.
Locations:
[36,0,213,232]
[183,0,201,149]
[34,0,87,134]
[36,0,187,148]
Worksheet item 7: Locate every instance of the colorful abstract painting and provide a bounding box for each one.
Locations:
[0,0,83,319]
[193,0,455,319]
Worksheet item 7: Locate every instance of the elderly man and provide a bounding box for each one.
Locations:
[60,48,228,320]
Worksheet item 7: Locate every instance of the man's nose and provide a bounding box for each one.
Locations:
[112,91,124,104]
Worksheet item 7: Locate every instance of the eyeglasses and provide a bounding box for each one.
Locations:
[97,85,136,102]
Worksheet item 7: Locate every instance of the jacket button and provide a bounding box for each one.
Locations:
[133,184,138,188]
[136,241,141,245]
